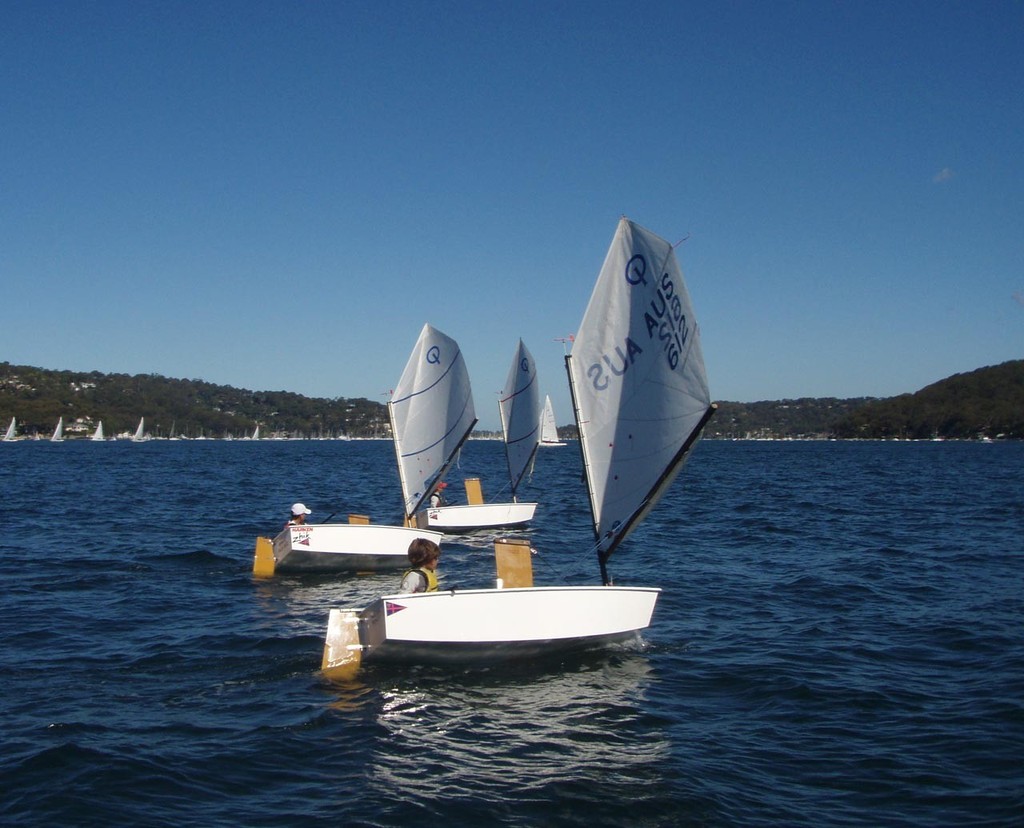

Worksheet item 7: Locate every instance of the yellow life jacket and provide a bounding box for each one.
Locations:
[403,566,438,593]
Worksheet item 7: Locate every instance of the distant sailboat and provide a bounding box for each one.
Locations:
[91,421,105,441]
[50,417,64,442]
[131,417,149,442]
[498,338,542,501]
[251,425,260,440]
[539,395,566,447]
[3,417,15,442]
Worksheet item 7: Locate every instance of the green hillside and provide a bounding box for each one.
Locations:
[0,363,387,439]
[830,360,1024,440]
[2,359,1020,440]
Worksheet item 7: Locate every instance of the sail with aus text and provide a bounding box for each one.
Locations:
[567,218,714,573]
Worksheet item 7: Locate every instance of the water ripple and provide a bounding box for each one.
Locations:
[1,439,1021,825]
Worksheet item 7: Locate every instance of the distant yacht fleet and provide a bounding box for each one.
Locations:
[0,410,999,443]
[0,416,358,441]
[1,399,570,444]
[0,415,496,442]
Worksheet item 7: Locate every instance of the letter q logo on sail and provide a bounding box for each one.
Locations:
[625,254,648,286]
[426,345,441,365]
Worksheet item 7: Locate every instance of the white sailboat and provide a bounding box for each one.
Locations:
[254,516,443,576]
[251,369,444,574]
[131,417,149,442]
[3,417,15,442]
[498,339,542,506]
[539,395,566,446]
[389,325,536,532]
[91,421,105,441]
[50,417,64,442]
[322,218,716,676]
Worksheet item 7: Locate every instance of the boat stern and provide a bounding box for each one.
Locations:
[321,608,364,681]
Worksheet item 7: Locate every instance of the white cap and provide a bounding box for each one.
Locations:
[291,503,312,516]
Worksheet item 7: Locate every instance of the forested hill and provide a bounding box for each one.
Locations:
[0,363,387,439]
[829,360,1024,440]
[2,359,1021,440]
[705,360,1022,440]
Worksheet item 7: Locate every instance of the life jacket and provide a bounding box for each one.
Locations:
[403,566,438,593]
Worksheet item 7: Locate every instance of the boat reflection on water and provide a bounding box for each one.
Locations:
[325,655,670,802]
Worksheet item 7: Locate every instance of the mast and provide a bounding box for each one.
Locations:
[497,395,515,498]
[386,398,413,523]
[565,350,609,583]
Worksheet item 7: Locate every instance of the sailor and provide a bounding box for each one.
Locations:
[429,482,448,508]
[287,503,311,527]
[400,537,441,593]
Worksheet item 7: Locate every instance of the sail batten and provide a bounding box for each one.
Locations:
[568,218,712,570]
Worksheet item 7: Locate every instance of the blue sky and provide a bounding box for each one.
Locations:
[2,1,1021,430]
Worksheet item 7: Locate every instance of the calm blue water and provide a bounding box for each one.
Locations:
[1,439,1021,826]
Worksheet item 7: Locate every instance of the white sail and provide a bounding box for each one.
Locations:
[91,421,105,441]
[132,417,147,442]
[3,417,15,441]
[388,324,477,520]
[539,396,565,446]
[251,425,260,440]
[498,339,541,497]
[567,218,713,567]
[51,417,64,442]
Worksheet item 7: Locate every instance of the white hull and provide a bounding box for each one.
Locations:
[539,440,567,448]
[324,585,659,670]
[415,501,537,532]
[271,524,443,574]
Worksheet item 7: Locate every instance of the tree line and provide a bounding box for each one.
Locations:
[829,360,1023,440]
[0,363,389,439]
[2,359,1020,440]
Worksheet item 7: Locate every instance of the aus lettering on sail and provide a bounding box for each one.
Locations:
[587,252,691,391]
